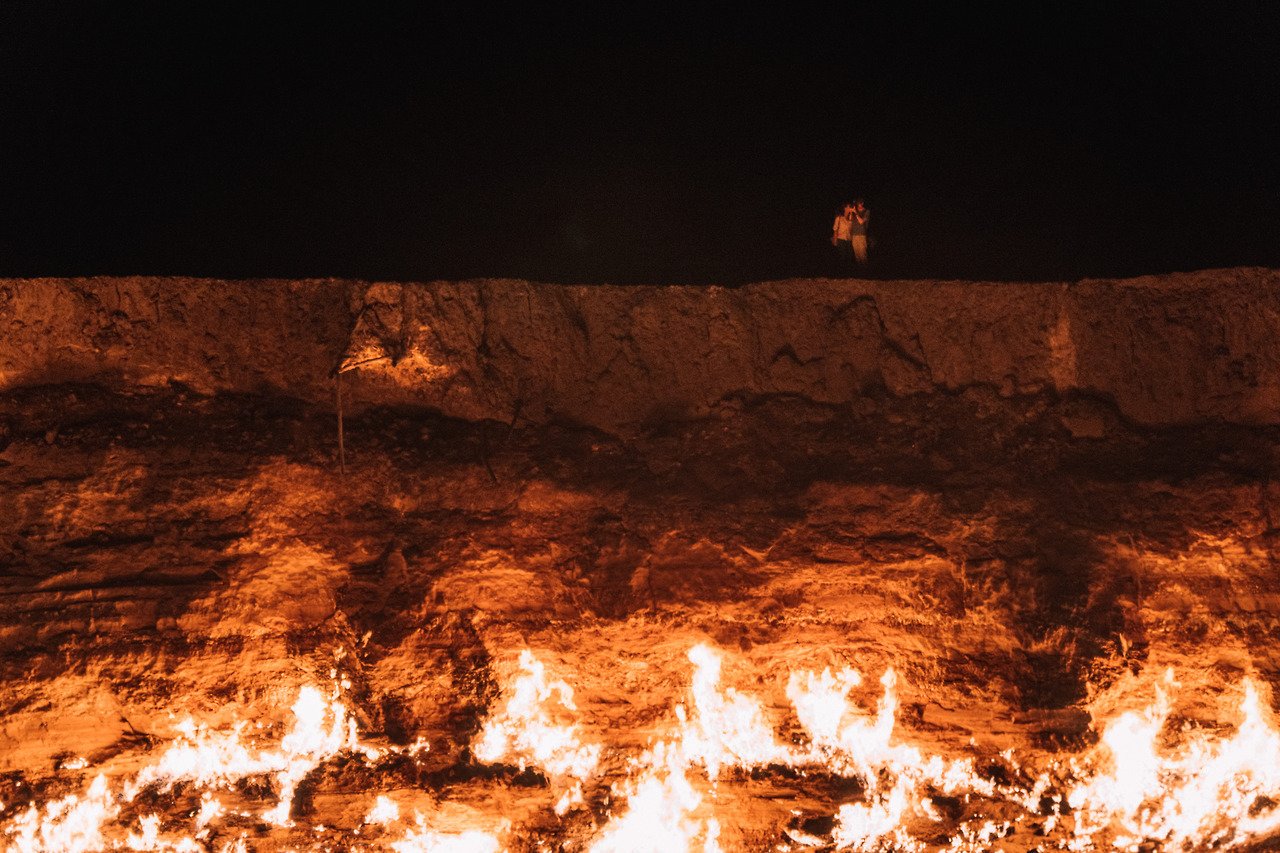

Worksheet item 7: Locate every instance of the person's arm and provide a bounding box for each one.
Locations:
[832,216,840,245]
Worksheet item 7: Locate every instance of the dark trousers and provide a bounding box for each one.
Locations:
[833,238,854,273]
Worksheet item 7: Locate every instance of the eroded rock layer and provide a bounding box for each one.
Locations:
[7,270,1280,431]
[2,275,1280,851]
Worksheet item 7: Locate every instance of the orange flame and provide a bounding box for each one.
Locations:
[6,645,1280,851]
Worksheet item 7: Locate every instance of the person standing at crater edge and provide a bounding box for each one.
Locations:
[831,201,856,271]
[850,198,870,265]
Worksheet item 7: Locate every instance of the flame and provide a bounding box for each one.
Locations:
[829,777,915,852]
[7,643,1280,851]
[123,815,193,852]
[193,795,223,831]
[1065,673,1280,850]
[364,794,401,826]
[388,814,505,853]
[588,644,788,852]
[3,678,403,852]
[473,648,601,814]
[679,644,791,776]
[588,741,714,853]
[5,775,118,853]
[587,644,999,852]
[124,682,365,827]
[574,644,1280,850]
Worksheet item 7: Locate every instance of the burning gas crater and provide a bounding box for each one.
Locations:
[6,646,1280,852]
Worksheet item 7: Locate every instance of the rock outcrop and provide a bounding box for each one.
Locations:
[344,270,1280,431]
[5,269,1280,433]
[0,278,357,402]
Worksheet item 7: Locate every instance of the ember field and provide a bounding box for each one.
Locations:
[4,277,1280,851]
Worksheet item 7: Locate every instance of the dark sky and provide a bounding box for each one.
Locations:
[2,2,1278,283]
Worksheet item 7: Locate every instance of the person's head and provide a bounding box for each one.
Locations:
[853,198,865,211]
[842,202,855,215]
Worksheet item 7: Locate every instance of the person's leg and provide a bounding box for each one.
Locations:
[834,239,853,273]
[852,235,868,264]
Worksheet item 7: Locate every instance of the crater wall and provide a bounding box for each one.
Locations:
[4,270,1280,431]
[5,271,1280,849]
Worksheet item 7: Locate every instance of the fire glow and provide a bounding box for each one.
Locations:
[4,646,1280,851]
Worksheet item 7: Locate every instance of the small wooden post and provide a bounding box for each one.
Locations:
[336,371,346,475]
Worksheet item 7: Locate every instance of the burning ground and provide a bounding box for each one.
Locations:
[3,277,1280,851]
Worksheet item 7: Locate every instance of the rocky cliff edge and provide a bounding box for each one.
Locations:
[4,269,1279,432]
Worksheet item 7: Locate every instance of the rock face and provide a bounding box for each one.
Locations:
[0,278,357,401]
[3,273,1280,851]
[6,269,1280,434]
[344,270,1280,431]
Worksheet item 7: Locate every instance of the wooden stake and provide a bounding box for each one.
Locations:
[336,371,346,475]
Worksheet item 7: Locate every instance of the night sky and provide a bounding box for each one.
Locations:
[2,3,1278,284]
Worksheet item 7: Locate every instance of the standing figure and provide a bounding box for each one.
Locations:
[831,202,856,270]
[850,198,870,265]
